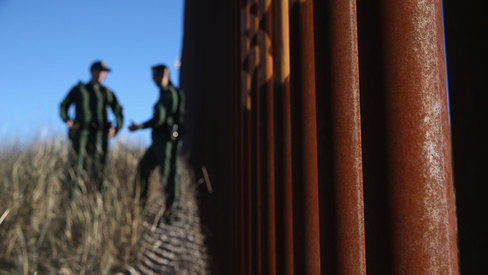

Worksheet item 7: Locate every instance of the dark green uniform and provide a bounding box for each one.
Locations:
[60,82,123,188]
[136,83,185,219]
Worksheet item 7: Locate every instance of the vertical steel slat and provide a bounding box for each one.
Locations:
[232,1,244,273]
[271,0,294,274]
[289,0,321,274]
[249,0,262,273]
[258,0,276,274]
[381,0,458,273]
[313,0,366,274]
[239,1,250,274]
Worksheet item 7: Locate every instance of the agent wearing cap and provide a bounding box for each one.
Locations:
[60,60,123,194]
[129,64,185,223]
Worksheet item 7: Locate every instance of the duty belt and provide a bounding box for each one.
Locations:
[76,121,111,131]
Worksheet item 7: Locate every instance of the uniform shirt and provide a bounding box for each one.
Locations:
[141,84,180,142]
[60,82,123,132]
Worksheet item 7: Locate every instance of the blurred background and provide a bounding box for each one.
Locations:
[0,0,184,145]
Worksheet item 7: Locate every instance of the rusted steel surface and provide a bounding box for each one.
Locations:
[381,1,458,274]
[232,3,241,273]
[180,1,242,274]
[246,107,254,275]
[239,2,250,274]
[313,0,366,274]
[288,0,321,274]
[179,0,469,274]
[249,0,262,274]
[231,1,242,273]
[246,13,254,268]
[271,0,294,274]
[257,0,276,274]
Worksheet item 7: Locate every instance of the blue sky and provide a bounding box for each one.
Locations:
[0,0,184,144]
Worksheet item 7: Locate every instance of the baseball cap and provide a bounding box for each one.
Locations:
[90,61,112,72]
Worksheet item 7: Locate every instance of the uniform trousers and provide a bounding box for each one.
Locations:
[70,128,108,191]
[136,139,181,216]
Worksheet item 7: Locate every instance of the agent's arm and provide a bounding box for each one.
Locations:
[59,87,77,128]
[108,90,123,137]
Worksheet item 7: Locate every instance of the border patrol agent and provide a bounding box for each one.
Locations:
[129,64,185,223]
[60,61,123,192]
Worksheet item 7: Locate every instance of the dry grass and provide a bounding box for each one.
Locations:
[0,136,148,274]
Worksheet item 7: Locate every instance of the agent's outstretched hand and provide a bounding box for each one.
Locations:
[129,122,140,132]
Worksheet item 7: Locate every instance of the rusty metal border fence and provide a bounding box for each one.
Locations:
[180,0,488,274]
